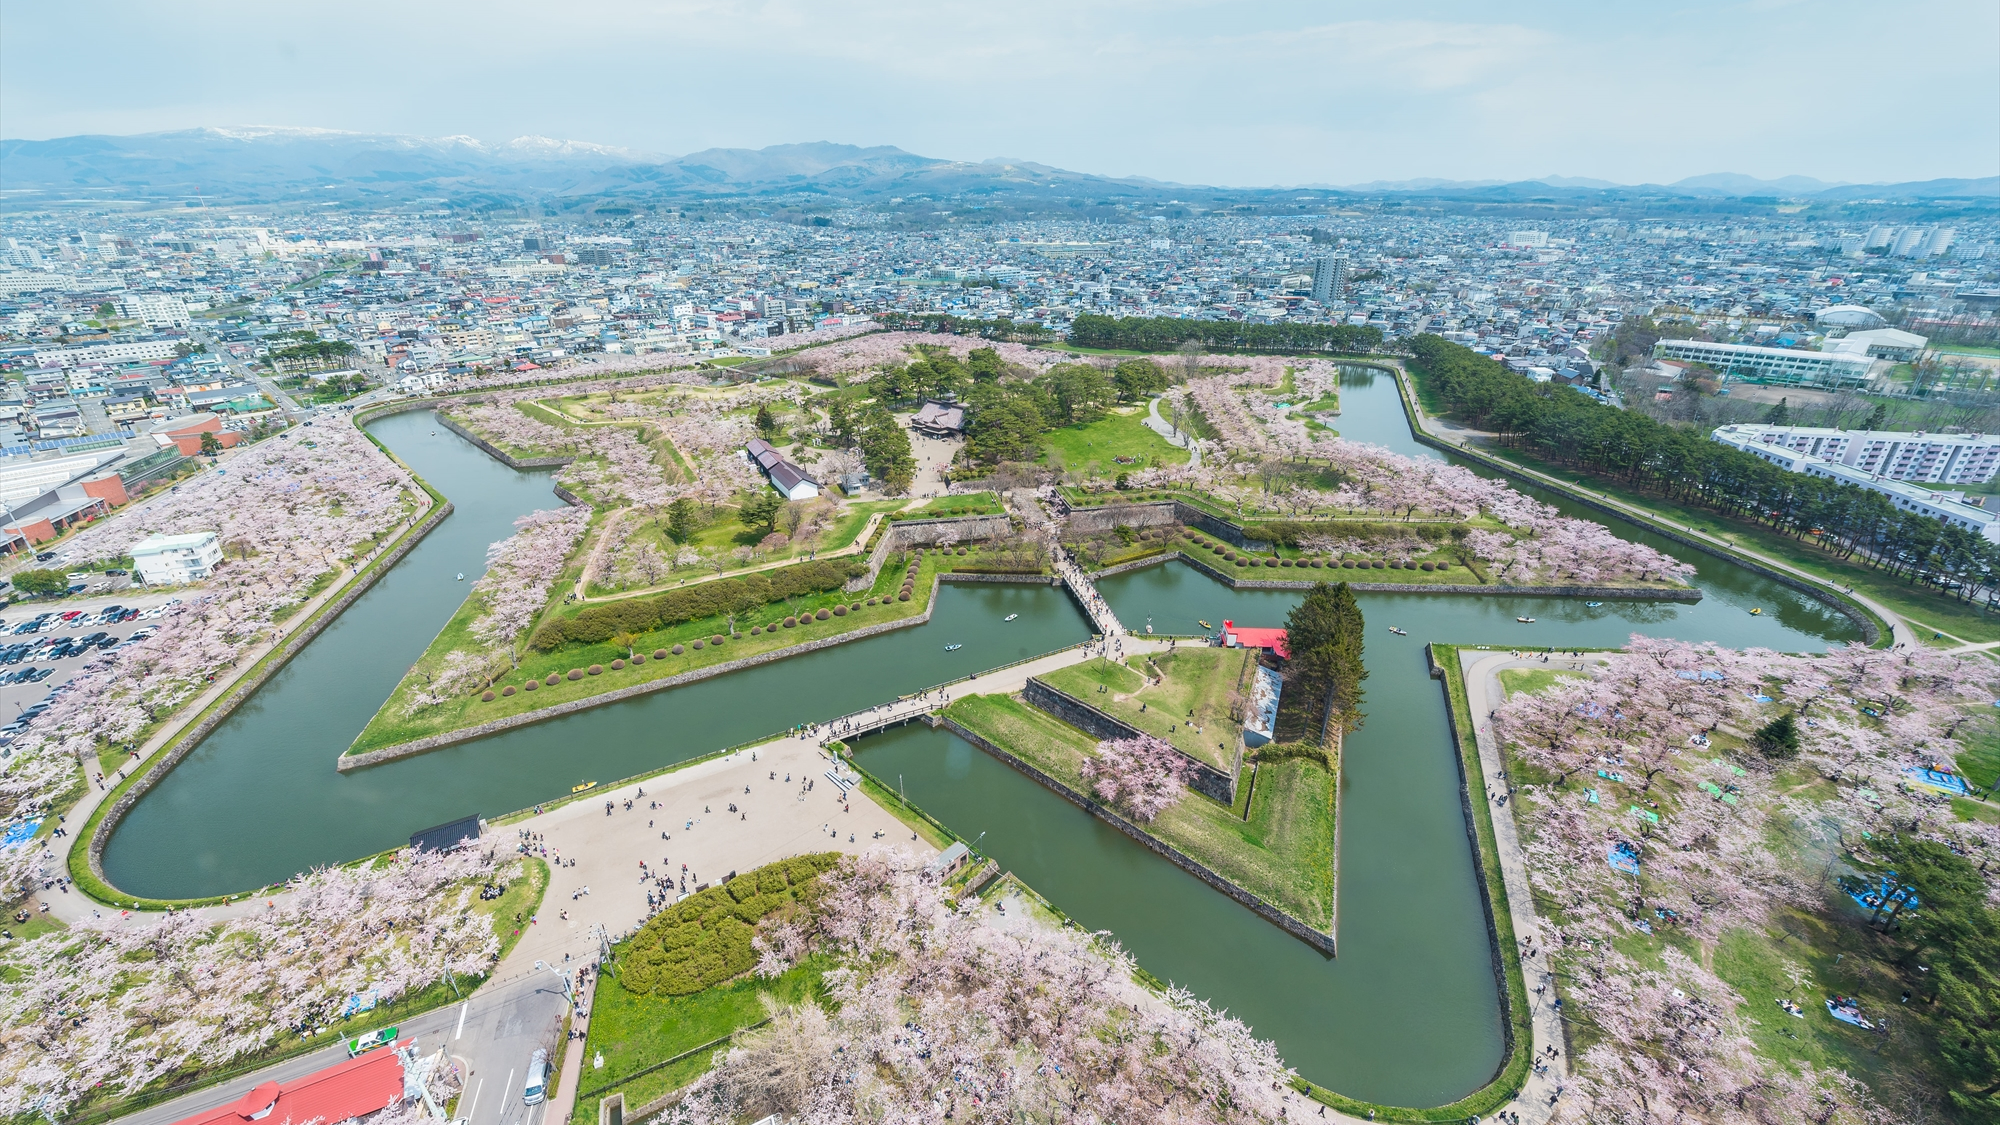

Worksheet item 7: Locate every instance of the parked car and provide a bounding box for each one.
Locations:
[522,1048,549,1105]
[345,1026,399,1058]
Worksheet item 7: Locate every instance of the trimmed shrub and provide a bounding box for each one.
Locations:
[502,685,516,697]
[814,608,831,621]
[633,653,645,664]
[692,639,704,650]
[1235,558,1248,567]
[524,679,538,692]
[618,853,842,997]
[832,604,847,616]
[1437,561,1452,570]
[712,634,726,644]
[750,625,763,635]
[481,691,496,702]
[1421,562,1436,571]
[589,664,603,675]
[546,673,562,685]
[1263,558,1279,568]
[898,590,911,601]
[671,644,685,655]
[611,658,625,669]
[530,557,865,651]
[655,648,670,659]
[850,603,862,612]
[784,617,797,628]
[568,669,585,680]
[867,597,878,606]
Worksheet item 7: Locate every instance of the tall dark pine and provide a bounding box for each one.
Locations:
[1285,582,1367,743]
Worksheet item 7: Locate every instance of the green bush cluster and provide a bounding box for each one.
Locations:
[618,853,842,997]
[1248,520,1458,548]
[532,559,864,651]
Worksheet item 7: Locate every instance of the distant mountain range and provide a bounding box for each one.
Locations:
[1,127,1993,209]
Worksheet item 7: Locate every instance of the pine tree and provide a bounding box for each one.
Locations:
[1284,582,1367,742]
[1864,401,1889,430]
[1752,711,1800,758]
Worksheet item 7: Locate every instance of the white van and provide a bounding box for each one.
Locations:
[522,1048,549,1106]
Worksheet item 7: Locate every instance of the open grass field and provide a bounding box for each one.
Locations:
[1496,667,1585,699]
[1041,407,1189,478]
[576,955,827,1123]
[947,693,1335,931]
[350,553,941,753]
[1039,649,1252,773]
[588,498,904,596]
[1491,441,2000,642]
[898,491,1005,518]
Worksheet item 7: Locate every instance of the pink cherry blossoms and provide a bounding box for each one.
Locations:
[675,850,1292,1125]
[469,505,590,664]
[1494,636,1997,1123]
[788,330,1063,376]
[1080,735,1196,823]
[0,846,509,1117]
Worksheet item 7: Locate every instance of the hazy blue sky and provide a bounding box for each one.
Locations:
[3,0,1994,187]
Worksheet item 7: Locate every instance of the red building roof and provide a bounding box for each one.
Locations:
[1221,620,1290,659]
[174,1041,408,1125]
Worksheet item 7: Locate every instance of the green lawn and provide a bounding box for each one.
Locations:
[1039,649,1253,773]
[1490,442,1988,641]
[576,955,827,1122]
[899,491,1005,518]
[947,693,1335,931]
[1041,408,1190,478]
[1496,668,1585,699]
[350,554,941,753]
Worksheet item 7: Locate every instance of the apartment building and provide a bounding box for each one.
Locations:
[1713,428,2000,542]
[1652,339,1873,387]
[1711,424,2000,485]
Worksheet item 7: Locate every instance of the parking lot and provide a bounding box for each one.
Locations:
[0,588,189,738]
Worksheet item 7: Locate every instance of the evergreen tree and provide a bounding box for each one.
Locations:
[859,413,916,494]
[1763,397,1789,425]
[755,404,778,436]
[1864,401,1890,430]
[1283,582,1367,741]
[1752,711,1800,758]
[666,497,702,543]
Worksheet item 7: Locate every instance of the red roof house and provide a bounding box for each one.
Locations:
[1221,620,1290,660]
[173,1041,409,1125]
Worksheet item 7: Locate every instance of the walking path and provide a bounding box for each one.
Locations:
[1386,363,1916,650]
[1144,395,1203,468]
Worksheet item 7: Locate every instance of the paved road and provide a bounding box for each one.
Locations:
[119,972,567,1125]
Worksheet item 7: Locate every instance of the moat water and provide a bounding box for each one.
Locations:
[104,371,1856,1104]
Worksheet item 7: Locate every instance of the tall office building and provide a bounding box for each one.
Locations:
[1311,253,1350,305]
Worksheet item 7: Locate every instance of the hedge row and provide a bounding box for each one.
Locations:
[532,559,865,651]
[1244,520,1458,548]
[618,853,842,997]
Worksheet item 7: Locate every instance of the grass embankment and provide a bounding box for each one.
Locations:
[1468,440,1964,642]
[1042,407,1190,479]
[591,499,905,596]
[1038,649,1252,774]
[946,693,1335,932]
[350,554,944,753]
[894,491,1006,518]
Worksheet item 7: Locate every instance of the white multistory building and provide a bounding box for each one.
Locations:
[1713,432,2000,543]
[131,531,223,584]
[1712,424,2000,486]
[119,294,192,329]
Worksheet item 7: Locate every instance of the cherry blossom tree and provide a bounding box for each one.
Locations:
[1080,735,1196,822]
[669,851,1293,1125]
[0,847,510,1116]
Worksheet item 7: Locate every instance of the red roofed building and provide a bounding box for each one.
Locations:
[1221,620,1289,660]
[173,1041,410,1125]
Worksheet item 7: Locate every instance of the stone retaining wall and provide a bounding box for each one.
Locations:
[89,497,456,886]
[1061,500,1178,535]
[939,716,1335,956]
[845,513,1016,592]
[339,576,958,770]
[435,410,575,470]
[1020,677,1237,804]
